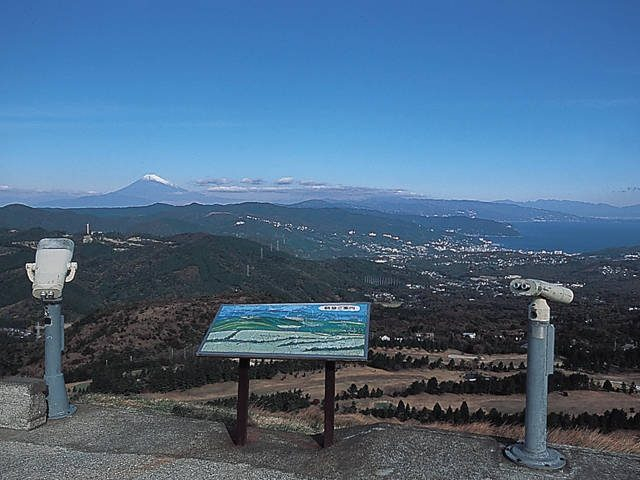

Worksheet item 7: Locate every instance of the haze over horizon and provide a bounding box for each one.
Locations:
[1,2,639,205]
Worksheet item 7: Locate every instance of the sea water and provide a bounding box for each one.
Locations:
[495,220,640,253]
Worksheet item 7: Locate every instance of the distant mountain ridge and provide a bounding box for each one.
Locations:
[308,197,578,222]
[501,199,640,219]
[292,197,578,222]
[296,197,640,221]
[2,174,639,220]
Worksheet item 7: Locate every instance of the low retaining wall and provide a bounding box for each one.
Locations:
[0,377,47,430]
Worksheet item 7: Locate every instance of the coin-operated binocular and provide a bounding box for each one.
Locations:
[25,238,77,300]
[504,278,573,471]
[25,238,78,419]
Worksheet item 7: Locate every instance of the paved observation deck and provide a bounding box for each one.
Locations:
[1,404,638,480]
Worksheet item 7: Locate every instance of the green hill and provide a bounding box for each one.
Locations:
[0,229,406,328]
[0,202,517,259]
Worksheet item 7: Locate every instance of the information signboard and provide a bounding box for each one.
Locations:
[197,302,370,361]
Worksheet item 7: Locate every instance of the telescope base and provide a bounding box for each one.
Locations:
[45,373,76,420]
[49,404,77,420]
[505,442,566,471]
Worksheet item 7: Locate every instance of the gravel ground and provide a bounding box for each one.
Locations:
[1,404,638,480]
[0,441,310,480]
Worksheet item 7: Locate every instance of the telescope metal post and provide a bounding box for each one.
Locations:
[43,300,76,419]
[505,298,565,470]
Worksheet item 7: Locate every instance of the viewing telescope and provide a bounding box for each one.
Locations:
[25,238,78,419]
[510,278,573,305]
[505,278,574,471]
[26,238,77,300]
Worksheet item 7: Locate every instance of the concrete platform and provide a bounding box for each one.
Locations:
[0,404,638,479]
[0,376,47,430]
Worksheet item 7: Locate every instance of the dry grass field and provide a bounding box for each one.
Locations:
[351,390,639,416]
[374,348,640,385]
[143,365,465,401]
[372,347,528,364]
[139,351,639,456]
[144,363,639,416]
[88,393,640,456]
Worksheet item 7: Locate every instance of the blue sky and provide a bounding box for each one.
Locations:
[1,1,639,203]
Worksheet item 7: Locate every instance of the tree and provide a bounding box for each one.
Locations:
[445,406,454,422]
[460,401,470,423]
[427,377,439,394]
[432,402,444,421]
[488,408,502,425]
[347,383,358,397]
[357,384,370,398]
[472,408,486,422]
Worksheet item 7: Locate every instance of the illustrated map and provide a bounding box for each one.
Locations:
[197,303,370,360]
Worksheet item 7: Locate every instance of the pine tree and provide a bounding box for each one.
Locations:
[445,406,454,422]
[460,401,470,423]
[427,377,439,394]
[432,402,444,421]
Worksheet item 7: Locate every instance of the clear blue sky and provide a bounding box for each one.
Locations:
[1,1,639,203]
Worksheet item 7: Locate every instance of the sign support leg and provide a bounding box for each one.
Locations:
[236,357,250,446]
[323,360,336,448]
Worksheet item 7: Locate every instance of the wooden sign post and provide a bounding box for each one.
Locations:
[236,358,250,446]
[197,303,371,449]
[323,361,336,447]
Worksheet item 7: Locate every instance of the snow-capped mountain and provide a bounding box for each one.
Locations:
[113,174,185,200]
[140,174,174,186]
[42,174,208,207]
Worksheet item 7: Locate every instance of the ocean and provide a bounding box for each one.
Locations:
[493,220,640,254]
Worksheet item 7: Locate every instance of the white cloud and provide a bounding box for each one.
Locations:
[240,177,264,185]
[196,177,233,186]
[189,175,415,202]
[299,180,328,187]
[198,178,411,202]
[207,185,248,192]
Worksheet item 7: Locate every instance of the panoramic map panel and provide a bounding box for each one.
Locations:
[197,303,370,360]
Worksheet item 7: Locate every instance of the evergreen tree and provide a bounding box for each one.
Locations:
[460,401,470,423]
[445,406,454,421]
[432,402,444,421]
[427,377,439,394]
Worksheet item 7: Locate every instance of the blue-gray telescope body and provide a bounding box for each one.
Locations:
[509,279,573,305]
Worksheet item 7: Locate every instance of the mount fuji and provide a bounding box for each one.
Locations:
[45,174,210,207]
